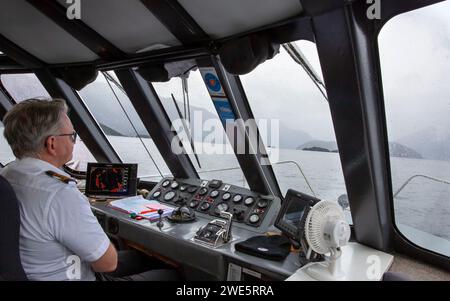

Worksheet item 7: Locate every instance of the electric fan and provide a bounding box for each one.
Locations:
[301,200,351,280]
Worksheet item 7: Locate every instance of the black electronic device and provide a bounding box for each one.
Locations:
[85,163,138,198]
[274,189,320,242]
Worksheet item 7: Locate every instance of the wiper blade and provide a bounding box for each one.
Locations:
[171,93,202,169]
[283,43,328,102]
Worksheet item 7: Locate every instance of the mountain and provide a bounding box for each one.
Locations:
[303,146,332,153]
[298,140,422,159]
[99,123,126,137]
[398,126,450,161]
[277,124,312,150]
[81,81,314,148]
[298,140,338,152]
[80,80,217,138]
[389,142,422,159]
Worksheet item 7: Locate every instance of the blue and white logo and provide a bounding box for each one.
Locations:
[204,73,222,92]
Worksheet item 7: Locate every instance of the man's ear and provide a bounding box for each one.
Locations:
[44,136,57,155]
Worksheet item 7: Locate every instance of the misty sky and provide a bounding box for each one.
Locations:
[379,1,450,141]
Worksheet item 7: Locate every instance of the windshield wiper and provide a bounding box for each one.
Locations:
[171,93,202,169]
[283,43,328,102]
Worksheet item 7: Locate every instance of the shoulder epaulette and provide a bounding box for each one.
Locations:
[45,171,77,184]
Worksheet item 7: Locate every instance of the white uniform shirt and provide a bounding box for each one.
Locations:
[0,158,110,281]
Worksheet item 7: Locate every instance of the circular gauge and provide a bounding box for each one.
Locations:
[180,185,188,192]
[152,191,161,198]
[189,200,199,209]
[171,182,179,189]
[200,202,210,211]
[249,214,260,224]
[257,200,268,209]
[215,203,229,214]
[198,187,208,196]
[164,191,176,201]
[244,197,255,206]
[162,180,171,188]
[233,194,243,203]
[222,193,231,201]
[188,186,198,193]
[210,190,219,198]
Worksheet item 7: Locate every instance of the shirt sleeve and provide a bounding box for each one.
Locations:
[47,185,110,263]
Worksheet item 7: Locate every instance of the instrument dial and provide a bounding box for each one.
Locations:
[152,191,161,198]
[200,202,210,211]
[233,194,243,203]
[171,182,179,189]
[162,180,171,188]
[180,185,188,192]
[164,191,176,201]
[215,203,229,214]
[249,214,260,224]
[244,197,255,206]
[257,200,268,209]
[210,190,219,198]
[222,193,231,201]
[199,187,208,196]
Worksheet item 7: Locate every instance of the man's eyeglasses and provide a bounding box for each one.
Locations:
[55,132,77,143]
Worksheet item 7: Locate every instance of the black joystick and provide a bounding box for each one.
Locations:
[157,209,164,228]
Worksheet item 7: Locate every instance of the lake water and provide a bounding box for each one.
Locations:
[1,134,449,255]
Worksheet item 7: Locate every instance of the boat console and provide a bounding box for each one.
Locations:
[89,177,298,281]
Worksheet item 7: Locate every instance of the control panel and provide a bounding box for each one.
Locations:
[147,178,280,232]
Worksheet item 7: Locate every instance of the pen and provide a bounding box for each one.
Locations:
[139,209,157,214]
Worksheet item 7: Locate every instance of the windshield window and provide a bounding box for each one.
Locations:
[379,1,450,257]
[1,73,95,171]
[153,69,248,187]
[78,72,171,181]
[240,41,351,221]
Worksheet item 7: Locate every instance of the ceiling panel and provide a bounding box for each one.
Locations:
[0,0,99,64]
[57,0,182,53]
[178,0,303,39]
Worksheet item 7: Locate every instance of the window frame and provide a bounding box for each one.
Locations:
[375,0,450,267]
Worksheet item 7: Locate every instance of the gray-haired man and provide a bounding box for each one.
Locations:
[0,98,178,281]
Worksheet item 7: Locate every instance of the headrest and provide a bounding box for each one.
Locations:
[52,65,98,91]
[219,34,280,75]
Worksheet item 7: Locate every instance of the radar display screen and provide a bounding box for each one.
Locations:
[85,163,137,198]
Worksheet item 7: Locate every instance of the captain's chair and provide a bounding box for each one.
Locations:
[0,175,27,281]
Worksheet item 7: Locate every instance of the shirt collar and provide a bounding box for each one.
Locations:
[19,157,70,177]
